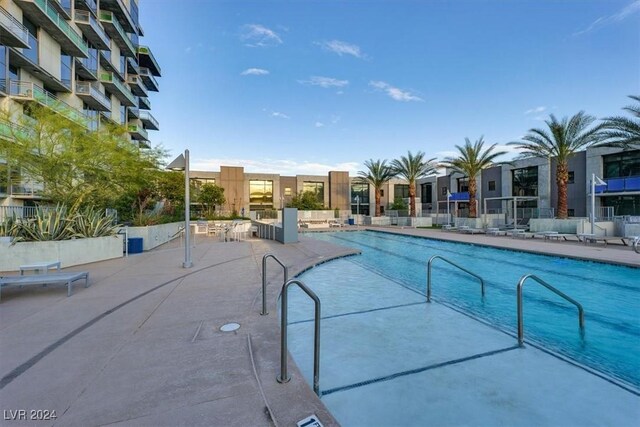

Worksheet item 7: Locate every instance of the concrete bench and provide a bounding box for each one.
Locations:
[0,271,90,300]
[19,261,61,275]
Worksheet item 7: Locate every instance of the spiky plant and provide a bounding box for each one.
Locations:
[9,205,74,242]
[357,159,396,217]
[391,151,437,217]
[601,95,640,149]
[440,137,507,218]
[72,207,120,238]
[509,112,604,219]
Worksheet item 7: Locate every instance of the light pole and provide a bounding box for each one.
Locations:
[167,149,192,268]
[355,195,360,226]
[446,190,451,226]
[590,173,607,235]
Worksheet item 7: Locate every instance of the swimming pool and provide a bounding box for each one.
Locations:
[292,230,640,389]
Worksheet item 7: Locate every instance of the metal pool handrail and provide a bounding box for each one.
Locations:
[277,279,321,396]
[261,254,288,315]
[633,236,640,254]
[426,255,485,303]
[517,274,585,347]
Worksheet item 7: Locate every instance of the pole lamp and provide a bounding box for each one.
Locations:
[355,195,360,225]
[590,173,607,235]
[446,190,452,226]
[167,150,193,268]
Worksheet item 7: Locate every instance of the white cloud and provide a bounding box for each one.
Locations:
[240,24,282,47]
[191,157,362,175]
[369,81,423,102]
[271,111,290,119]
[299,76,349,88]
[574,0,640,36]
[315,122,325,127]
[524,106,546,115]
[241,68,270,76]
[315,40,367,59]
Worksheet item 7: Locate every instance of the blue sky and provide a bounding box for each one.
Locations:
[140,0,640,175]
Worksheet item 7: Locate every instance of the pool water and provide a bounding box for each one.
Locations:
[295,231,640,388]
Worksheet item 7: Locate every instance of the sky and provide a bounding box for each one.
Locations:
[139,0,640,175]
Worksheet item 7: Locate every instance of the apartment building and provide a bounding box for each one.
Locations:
[0,0,160,205]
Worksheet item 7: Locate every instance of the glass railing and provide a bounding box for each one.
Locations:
[100,71,136,104]
[33,0,88,56]
[77,0,98,15]
[0,5,30,46]
[138,67,159,89]
[10,178,44,197]
[99,10,135,55]
[137,45,161,75]
[596,176,640,193]
[9,80,88,126]
[74,9,110,47]
[22,32,39,64]
[138,96,151,109]
[76,81,110,109]
[78,47,98,74]
[128,123,148,139]
[139,111,158,129]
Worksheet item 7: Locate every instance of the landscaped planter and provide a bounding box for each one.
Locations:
[124,222,184,251]
[0,235,124,272]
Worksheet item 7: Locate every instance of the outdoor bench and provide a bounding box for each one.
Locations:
[0,271,90,301]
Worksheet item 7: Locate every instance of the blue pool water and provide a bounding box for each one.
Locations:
[301,230,640,388]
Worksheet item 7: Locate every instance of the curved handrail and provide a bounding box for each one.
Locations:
[517,274,585,347]
[276,279,321,396]
[261,254,288,315]
[633,236,639,254]
[426,255,485,303]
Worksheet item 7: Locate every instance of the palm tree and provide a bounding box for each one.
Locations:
[440,137,506,218]
[391,151,437,217]
[509,112,604,219]
[600,95,640,148]
[357,159,395,217]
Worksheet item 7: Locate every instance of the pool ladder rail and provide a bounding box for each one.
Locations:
[261,253,288,316]
[426,255,485,303]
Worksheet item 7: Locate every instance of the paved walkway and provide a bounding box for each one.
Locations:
[0,229,638,426]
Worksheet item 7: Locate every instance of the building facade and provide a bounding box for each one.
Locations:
[0,0,160,206]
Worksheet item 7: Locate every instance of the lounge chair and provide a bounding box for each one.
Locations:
[0,271,90,300]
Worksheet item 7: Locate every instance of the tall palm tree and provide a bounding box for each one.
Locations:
[440,137,506,218]
[391,151,437,217]
[601,95,640,148]
[357,159,395,217]
[509,112,604,219]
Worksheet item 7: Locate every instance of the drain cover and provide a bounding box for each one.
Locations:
[220,323,240,332]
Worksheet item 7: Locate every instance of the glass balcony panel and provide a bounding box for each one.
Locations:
[99,10,136,57]
[0,6,30,48]
[9,80,88,126]
[23,32,39,64]
[74,9,110,49]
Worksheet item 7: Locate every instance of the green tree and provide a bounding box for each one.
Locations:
[509,112,604,219]
[391,151,437,217]
[197,183,226,216]
[287,191,324,210]
[440,137,506,218]
[389,196,408,211]
[358,159,395,217]
[600,95,640,149]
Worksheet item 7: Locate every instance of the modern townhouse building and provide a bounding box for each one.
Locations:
[188,146,639,219]
[0,0,160,207]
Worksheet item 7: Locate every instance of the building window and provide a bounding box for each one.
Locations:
[601,195,640,216]
[302,181,324,204]
[441,186,448,196]
[380,189,384,197]
[420,183,432,203]
[0,46,6,93]
[61,54,72,89]
[351,183,370,215]
[567,209,575,217]
[457,177,469,193]
[191,178,215,191]
[394,184,410,199]
[488,180,496,191]
[603,150,640,179]
[512,166,538,197]
[284,187,292,196]
[568,171,575,184]
[249,180,273,209]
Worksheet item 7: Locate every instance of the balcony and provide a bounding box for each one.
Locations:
[127,106,139,119]
[75,48,98,80]
[74,9,110,50]
[596,176,640,194]
[0,6,30,48]
[76,81,111,111]
[0,119,33,141]
[74,0,97,16]
[9,80,88,126]
[9,178,44,199]
[128,123,148,141]
[15,0,88,58]
[126,74,147,97]
[139,111,159,130]
[99,10,136,57]
[99,0,137,34]
[126,56,139,75]
[139,67,159,92]
[448,192,470,201]
[100,71,136,106]
[137,46,161,77]
[138,96,151,110]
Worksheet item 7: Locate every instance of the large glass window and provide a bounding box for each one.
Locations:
[394,184,410,199]
[351,183,370,215]
[61,54,72,89]
[23,18,38,65]
[603,150,640,178]
[512,166,538,197]
[601,196,640,216]
[420,183,432,203]
[302,181,324,204]
[249,180,273,209]
[0,46,6,93]
[457,177,469,193]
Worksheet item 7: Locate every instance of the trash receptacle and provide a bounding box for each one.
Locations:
[127,237,143,254]
[348,218,355,225]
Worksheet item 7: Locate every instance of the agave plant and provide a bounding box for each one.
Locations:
[0,215,17,237]
[72,207,120,238]
[9,205,74,242]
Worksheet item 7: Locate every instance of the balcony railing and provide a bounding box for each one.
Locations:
[138,67,159,91]
[76,47,98,79]
[9,80,88,126]
[139,111,159,130]
[596,176,640,194]
[100,71,136,106]
[128,123,148,140]
[8,178,44,198]
[21,31,39,65]
[137,45,161,76]
[0,5,30,48]
[74,9,111,49]
[0,205,59,220]
[17,0,88,57]
[138,96,151,110]
[99,10,136,57]
[75,0,97,16]
[76,81,111,111]
[126,74,147,96]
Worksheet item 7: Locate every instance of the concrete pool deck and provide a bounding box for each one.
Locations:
[0,229,638,426]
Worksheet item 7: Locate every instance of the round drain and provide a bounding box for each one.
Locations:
[220,322,240,332]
